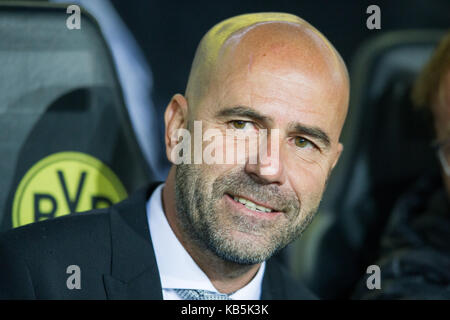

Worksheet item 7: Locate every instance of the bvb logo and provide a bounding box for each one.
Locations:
[12,152,127,228]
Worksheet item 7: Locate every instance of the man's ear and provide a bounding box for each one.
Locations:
[164,94,189,163]
[331,142,343,170]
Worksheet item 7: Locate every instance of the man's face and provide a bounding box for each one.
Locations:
[432,71,450,198]
[172,27,347,265]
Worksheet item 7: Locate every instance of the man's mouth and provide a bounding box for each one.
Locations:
[225,193,280,214]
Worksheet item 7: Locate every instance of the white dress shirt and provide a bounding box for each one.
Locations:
[147,183,266,300]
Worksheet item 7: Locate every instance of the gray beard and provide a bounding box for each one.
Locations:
[174,164,319,265]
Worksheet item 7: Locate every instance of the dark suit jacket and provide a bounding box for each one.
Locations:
[0,182,316,299]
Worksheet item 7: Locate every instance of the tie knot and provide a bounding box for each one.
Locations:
[174,289,232,300]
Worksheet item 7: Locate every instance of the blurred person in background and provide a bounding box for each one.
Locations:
[353,33,450,299]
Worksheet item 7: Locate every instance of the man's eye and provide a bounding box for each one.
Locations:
[295,137,313,149]
[230,120,252,130]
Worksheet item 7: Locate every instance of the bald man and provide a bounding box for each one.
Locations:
[0,13,349,300]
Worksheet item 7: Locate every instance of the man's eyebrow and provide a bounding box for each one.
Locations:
[215,106,332,148]
[289,122,331,148]
[215,106,272,124]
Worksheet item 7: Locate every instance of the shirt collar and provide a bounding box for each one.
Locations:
[147,183,265,299]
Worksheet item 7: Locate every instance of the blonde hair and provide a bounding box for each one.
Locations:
[412,32,450,108]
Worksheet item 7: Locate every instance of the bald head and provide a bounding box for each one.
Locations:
[164,14,351,272]
[185,12,349,130]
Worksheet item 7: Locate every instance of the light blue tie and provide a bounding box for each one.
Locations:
[174,289,232,300]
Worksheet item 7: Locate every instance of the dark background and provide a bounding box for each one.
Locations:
[111,0,450,113]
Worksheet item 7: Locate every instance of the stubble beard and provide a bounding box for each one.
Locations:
[174,164,320,265]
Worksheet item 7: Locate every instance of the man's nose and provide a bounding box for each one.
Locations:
[244,136,285,185]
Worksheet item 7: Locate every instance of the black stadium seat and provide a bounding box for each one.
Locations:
[0,2,153,231]
[289,30,446,298]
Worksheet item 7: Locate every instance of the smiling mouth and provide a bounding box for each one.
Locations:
[225,193,280,213]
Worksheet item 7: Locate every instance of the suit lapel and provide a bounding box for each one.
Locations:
[262,257,317,300]
[261,258,285,300]
[101,182,309,300]
[103,182,164,300]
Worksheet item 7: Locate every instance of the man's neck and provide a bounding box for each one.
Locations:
[162,167,261,294]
